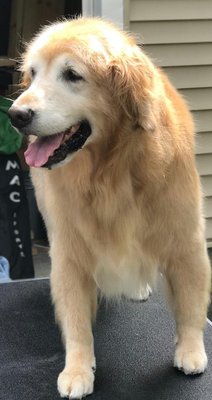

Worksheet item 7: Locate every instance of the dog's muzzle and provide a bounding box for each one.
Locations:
[8,105,92,169]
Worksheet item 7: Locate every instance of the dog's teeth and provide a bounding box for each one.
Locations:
[71,124,80,134]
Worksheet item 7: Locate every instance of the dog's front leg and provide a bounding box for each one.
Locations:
[50,242,97,399]
[166,241,211,375]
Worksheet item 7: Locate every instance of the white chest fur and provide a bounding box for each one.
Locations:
[93,243,155,299]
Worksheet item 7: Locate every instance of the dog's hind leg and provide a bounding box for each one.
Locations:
[50,241,97,399]
[165,240,211,375]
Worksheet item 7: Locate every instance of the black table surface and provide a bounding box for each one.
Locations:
[0,278,211,400]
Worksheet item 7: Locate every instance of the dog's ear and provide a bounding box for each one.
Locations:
[108,48,161,131]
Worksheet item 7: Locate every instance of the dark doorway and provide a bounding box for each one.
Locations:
[64,0,82,18]
[0,0,12,56]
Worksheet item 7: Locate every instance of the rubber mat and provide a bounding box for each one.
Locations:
[0,279,211,400]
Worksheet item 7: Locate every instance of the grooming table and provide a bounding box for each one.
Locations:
[0,279,211,400]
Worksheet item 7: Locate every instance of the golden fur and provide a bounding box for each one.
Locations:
[13,18,211,398]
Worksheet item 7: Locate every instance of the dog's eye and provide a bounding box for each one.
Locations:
[30,67,36,79]
[62,68,83,83]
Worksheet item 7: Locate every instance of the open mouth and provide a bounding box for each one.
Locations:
[24,121,91,168]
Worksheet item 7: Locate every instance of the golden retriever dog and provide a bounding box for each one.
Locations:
[9,18,211,399]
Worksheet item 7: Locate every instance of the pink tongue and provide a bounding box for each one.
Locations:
[24,133,64,167]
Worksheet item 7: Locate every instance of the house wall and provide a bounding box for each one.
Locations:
[126,0,212,246]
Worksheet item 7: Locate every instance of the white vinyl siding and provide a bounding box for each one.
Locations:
[130,0,212,21]
[128,0,212,246]
[163,66,212,89]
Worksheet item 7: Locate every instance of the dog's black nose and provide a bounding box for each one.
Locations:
[8,106,34,129]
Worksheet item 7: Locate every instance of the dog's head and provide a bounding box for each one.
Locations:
[8,18,161,169]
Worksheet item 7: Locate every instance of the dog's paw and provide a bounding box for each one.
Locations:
[139,284,152,301]
[57,367,94,399]
[174,344,208,375]
[130,284,152,302]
